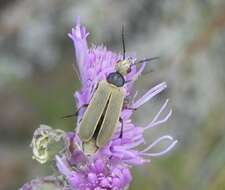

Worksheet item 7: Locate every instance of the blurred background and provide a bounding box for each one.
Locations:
[0,0,225,189]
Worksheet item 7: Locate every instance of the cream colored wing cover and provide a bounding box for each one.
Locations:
[79,80,111,142]
[96,85,125,147]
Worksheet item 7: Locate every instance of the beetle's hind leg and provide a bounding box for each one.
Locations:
[119,117,124,138]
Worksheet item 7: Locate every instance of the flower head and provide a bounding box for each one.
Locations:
[54,18,177,190]
[56,155,132,190]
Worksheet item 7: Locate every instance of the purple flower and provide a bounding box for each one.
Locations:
[56,155,132,190]
[54,18,177,190]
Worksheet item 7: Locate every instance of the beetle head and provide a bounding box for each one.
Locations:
[115,59,132,75]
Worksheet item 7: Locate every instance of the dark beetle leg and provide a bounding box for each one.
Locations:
[77,104,89,115]
[62,113,77,119]
[119,117,124,138]
[62,104,89,119]
[123,106,137,111]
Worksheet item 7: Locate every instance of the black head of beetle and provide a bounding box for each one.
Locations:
[106,72,125,87]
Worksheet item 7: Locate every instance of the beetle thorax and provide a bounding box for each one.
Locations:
[115,60,131,75]
[106,72,125,87]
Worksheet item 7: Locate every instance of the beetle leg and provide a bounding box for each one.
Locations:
[62,113,77,119]
[76,104,89,115]
[123,106,137,111]
[62,104,89,119]
[119,117,123,138]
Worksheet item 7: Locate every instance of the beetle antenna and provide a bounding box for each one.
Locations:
[122,25,126,60]
[134,56,160,65]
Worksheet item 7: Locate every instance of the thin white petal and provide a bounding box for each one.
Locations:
[140,139,178,157]
[141,135,174,153]
[132,82,167,109]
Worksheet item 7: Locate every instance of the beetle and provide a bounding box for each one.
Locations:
[64,27,159,155]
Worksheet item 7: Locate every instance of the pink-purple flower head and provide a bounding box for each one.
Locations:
[55,18,177,190]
